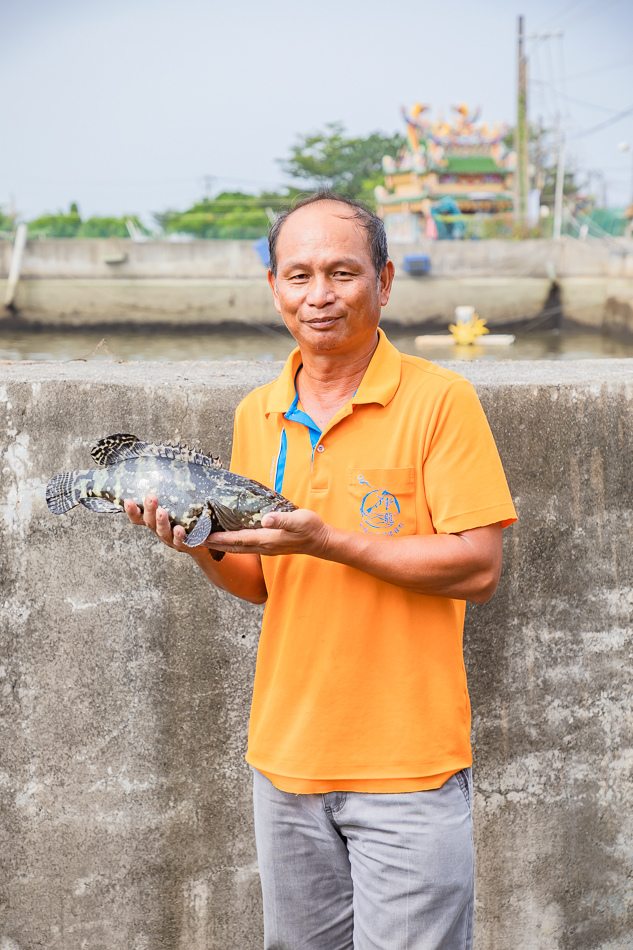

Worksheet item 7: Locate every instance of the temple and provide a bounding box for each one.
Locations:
[375,104,516,238]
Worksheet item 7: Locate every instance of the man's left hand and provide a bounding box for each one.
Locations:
[204,509,331,558]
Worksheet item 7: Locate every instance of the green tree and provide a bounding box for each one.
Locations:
[155,191,301,239]
[79,216,136,238]
[28,203,82,238]
[280,123,405,201]
[0,206,14,233]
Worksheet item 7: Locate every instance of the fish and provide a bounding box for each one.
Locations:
[45,433,297,561]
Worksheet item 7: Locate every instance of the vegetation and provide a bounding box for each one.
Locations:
[155,125,405,239]
[280,122,405,202]
[155,191,302,240]
[26,203,146,239]
[0,206,15,234]
[504,123,582,207]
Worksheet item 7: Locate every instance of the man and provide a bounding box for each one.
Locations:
[126,192,516,950]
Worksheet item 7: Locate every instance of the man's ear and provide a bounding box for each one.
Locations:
[379,261,395,307]
[267,269,283,315]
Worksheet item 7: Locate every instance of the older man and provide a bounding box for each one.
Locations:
[126,192,516,950]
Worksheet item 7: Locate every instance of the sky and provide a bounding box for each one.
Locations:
[1,0,632,222]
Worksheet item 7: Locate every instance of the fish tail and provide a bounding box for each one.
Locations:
[45,470,91,514]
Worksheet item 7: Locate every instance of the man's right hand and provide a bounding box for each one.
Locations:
[124,494,192,553]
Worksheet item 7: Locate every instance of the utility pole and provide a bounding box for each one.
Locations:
[553,124,566,241]
[515,15,529,223]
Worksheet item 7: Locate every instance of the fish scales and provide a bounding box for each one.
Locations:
[46,433,296,558]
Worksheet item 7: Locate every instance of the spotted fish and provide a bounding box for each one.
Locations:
[45,433,296,560]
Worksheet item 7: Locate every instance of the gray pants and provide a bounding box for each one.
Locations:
[252,768,474,950]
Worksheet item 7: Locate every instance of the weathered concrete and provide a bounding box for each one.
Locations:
[1,237,632,328]
[1,357,633,950]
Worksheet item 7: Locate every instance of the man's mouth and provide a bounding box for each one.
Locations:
[304,315,342,328]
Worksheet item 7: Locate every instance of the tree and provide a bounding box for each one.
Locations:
[504,123,581,207]
[280,123,405,201]
[154,191,301,240]
[27,204,145,239]
[28,205,82,238]
[0,206,14,233]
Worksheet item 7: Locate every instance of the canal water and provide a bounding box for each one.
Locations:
[2,326,633,363]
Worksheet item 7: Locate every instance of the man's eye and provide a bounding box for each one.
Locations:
[333,271,353,278]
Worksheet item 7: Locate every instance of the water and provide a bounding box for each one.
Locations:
[2,326,633,363]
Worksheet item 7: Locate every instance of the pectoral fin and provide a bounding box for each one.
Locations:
[212,502,245,532]
[183,511,214,547]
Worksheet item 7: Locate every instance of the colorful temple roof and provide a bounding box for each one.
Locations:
[376,103,516,221]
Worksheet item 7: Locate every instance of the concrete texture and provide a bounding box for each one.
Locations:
[1,236,632,328]
[1,357,633,950]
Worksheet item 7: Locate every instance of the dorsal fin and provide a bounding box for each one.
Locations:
[90,433,222,469]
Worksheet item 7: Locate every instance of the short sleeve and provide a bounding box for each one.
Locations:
[423,379,517,534]
[229,401,246,475]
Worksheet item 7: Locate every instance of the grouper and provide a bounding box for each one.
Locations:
[46,433,296,560]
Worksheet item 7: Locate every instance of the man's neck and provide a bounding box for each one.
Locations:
[296,333,379,431]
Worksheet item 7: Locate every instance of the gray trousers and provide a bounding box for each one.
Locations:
[252,768,474,950]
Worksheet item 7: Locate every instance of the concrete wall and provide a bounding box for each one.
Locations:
[1,359,633,950]
[1,237,632,328]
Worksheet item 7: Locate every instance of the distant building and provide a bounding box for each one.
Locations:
[376,103,516,239]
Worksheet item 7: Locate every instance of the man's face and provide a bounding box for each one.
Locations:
[267,202,394,356]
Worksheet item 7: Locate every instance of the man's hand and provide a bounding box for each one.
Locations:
[204,509,331,558]
[124,495,193,553]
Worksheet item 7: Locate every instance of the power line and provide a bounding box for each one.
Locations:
[566,0,625,28]
[535,0,586,31]
[530,83,627,114]
[571,103,633,139]
[566,55,633,81]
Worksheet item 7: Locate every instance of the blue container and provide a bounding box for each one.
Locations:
[252,235,271,268]
[403,254,431,276]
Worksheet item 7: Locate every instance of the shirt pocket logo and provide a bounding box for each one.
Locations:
[348,467,416,536]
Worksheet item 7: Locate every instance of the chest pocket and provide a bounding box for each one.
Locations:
[348,467,417,537]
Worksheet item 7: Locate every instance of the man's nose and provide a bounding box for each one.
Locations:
[305,276,336,308]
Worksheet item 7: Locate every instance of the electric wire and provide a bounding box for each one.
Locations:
[566,56,633,81]
[571,104,633,139]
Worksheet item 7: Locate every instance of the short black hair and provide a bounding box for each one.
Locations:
[268,190,389,277]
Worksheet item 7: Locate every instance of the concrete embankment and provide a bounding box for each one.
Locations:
[1,236,632,330]
[1,359,632,950]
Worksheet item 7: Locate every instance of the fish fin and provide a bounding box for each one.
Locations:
[46,471,90,514]
[91,433,222,469]
[79,497,124,513]
[209,549,225,562]
[91,434,141,466]
[183,511,214,547]
[211,501,245,532]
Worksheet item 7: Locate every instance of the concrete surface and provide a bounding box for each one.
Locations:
[1,358,633,950]
[1,237,632,328]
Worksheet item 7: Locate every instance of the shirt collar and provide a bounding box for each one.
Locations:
[263,328,402,416]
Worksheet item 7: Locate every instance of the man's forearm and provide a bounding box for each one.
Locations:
[318,523,502,603]
[189,548,268,604]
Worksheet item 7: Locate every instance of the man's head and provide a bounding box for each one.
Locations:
[268,192,389,279]
[266,192,394,356]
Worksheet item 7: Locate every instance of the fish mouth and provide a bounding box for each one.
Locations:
[269,500,297,513]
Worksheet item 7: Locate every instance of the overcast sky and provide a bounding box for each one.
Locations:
[1,0,632,221]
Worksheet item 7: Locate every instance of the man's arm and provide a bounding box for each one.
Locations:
[203,508,503,604]
[124,496,268,605]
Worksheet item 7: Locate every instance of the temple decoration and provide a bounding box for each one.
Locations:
[376,103,516,237]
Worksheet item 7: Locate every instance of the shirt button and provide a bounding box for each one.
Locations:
[316,444,325,453]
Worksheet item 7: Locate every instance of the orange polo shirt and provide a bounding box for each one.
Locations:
[230,330,517,793]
